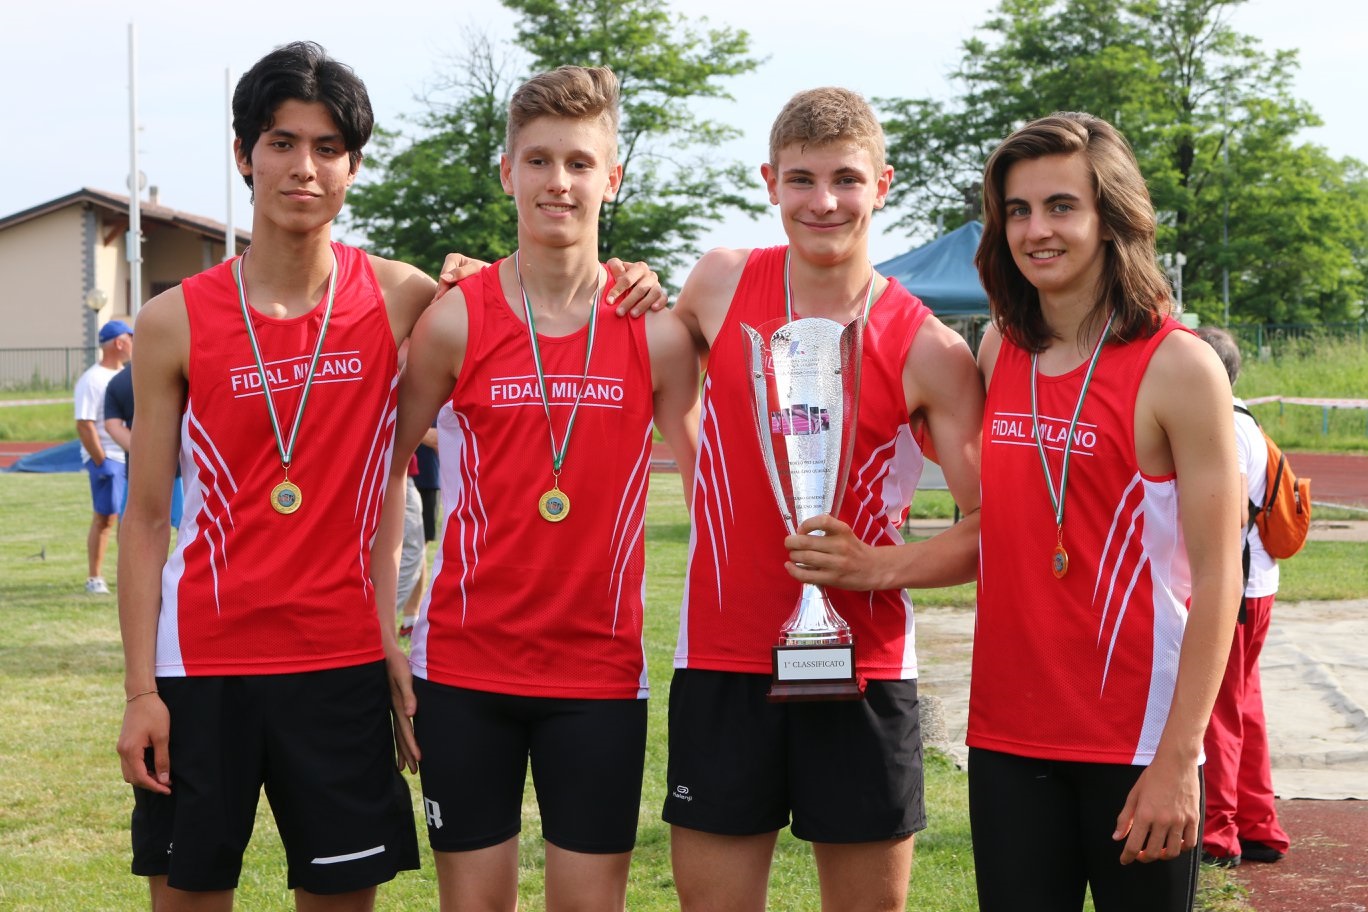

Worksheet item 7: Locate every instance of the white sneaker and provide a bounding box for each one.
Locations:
[85,577,110,595]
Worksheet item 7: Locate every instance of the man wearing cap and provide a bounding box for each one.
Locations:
[74,319,133,594]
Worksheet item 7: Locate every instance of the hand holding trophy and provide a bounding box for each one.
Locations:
[742,316,867,701]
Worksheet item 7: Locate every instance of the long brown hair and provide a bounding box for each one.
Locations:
[975,112,1171,352]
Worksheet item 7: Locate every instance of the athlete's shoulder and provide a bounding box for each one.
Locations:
[674,247,754,343]
[366,252,436,299]
[685,246,752,291]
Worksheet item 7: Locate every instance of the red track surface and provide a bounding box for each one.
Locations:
[0,440,58,470]
[1291,452,1368,509]
[1230,799,1368,912]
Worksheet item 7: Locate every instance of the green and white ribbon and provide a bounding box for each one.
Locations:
[1030,313,1114,531]
[233,248,338,473]
[514,250,602,477]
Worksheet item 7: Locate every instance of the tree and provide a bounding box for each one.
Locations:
[347,34,516,274]
[346,0,764,282]
[879,0,1367,325]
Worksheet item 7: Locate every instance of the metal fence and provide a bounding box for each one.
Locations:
[1225,322,1366,357]
[0,322,1362,390]
[0,348,99,390]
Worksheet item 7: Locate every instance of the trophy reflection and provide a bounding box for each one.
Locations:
[742,317,867,702]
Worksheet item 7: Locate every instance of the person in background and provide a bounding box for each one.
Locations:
[397,428,441,639]
[104,362,184,528]
[1194,325,1291,868]
[75,319,133,594]
[396,453,423,637]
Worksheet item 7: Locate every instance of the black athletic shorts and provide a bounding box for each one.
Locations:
[412,678,647,854]
[130,661,419,894]
[663,669,926,843]
[968,747,1202,912]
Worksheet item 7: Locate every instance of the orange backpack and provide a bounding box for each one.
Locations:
[1235,405,1311,559]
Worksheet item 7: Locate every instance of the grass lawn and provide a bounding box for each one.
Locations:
[0,471,1265,910]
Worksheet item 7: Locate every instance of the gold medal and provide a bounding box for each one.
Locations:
[271,480,302,514]
[538,487,570,522]
[1052,543,1068,579]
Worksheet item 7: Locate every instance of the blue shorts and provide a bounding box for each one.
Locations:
[86,459,127,517]
[117,472,183,526]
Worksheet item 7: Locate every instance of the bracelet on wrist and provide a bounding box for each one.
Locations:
[125,689,159,703]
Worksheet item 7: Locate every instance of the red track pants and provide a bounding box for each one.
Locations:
[1201,593,1291,858]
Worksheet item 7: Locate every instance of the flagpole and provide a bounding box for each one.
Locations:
[225,67,235,260]
[127,22,143,316]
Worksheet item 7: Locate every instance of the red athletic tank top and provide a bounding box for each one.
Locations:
[676,246,931,679]
[970,318,1191,764]
[410,261,655,700]
[159,243,397,676]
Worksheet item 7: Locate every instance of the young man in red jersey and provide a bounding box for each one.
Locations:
[662,87,984,912]
[375,65,699,911]
[113,43,662,912]
[114,42,427,912]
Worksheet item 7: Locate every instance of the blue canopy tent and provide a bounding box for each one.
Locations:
[875,220,989,317]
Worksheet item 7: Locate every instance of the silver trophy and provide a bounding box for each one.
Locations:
[742,317,866,701]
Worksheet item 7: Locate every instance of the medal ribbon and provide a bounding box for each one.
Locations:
[514,250,602,479]
[782,249,877,324]
[233,248,338,476]
[1030,313,1114,539]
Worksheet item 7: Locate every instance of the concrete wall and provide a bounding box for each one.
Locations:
[0,207,86,349]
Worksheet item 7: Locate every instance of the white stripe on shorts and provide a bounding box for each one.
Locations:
[311,845,385,865]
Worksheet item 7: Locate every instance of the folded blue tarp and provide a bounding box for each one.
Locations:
[5,440,84,473]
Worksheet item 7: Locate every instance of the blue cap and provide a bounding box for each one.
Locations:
[98,320,133,344]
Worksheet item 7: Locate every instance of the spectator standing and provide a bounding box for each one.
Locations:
[104,363,185,528]
[1195,326,1291,868]
[74,319,133,594]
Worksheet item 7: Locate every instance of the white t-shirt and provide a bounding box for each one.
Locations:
[73,363,125,465]
[1235,397,1278,597]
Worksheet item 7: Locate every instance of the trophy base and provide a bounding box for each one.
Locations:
[767,642,866,703]
[767,677,868,702]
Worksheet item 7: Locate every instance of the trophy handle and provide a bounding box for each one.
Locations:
[742,323,796,535]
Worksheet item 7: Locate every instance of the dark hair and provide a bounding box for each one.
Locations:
[232,41,373,190]
[506,65,619,159]
[975,112,1171,352]
[1195,326,1241,386]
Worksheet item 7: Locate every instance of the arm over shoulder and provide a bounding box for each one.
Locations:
[645,308,702,503]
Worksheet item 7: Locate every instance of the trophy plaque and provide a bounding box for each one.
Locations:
[742,317,867,702]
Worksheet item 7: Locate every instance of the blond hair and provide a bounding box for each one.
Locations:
[506,65,620,160]
[768,87,886,173]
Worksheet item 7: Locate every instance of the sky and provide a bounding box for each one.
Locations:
[2,0,1363,267]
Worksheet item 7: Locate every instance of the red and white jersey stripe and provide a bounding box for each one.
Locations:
[970,318,1194,765]
[676,246,931,680]
[410,262,655,700]
[158,243,397,676]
